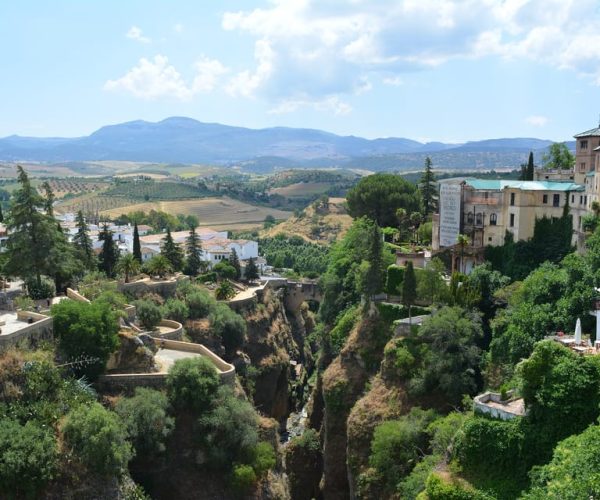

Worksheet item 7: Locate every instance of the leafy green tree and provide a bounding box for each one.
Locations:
[543,142,575,170]
[5,166,65,288]
[186,289,217,319]
[411,307,483,404]
[524,424,600,499]
[245,257,259,281]
[144,254,172,278]
[419,257,446,304]
[0,418,58,498]
[346,173,421,227]
[115,388,174,456]
[117,253,140,283]
[420,157,437,215]
[231,464,257,495]
[402,261,417,324]
[210,302,246,354]
[51,299,120,380]
[132,222,142,263]
[98,224,120,278]
[166,357,220,413]
[214,261,237,280]
[73,210,95,269]
[229,248,242,280]
[161,228,184,271]
[184,226,203,276]
[62,402,133,476]
[197,386,259,468]
[25,275,56,299]
[134,299,162,331]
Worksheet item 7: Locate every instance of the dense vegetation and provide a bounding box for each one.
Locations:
[259,234,329,276]
[105,179,210,200]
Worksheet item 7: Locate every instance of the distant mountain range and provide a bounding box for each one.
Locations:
[0,117,574,172]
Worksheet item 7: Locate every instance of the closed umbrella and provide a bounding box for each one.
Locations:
[575,318,582,345]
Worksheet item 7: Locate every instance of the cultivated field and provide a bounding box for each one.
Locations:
[99,196,293,231]
[269,181,333,198]
[42,179,109,198]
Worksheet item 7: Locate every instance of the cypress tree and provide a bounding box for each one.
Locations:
[133,222,142,263]
[161,228,184,271]
[41,181,55,216]
[245,257,259,281]
[402,261,417,325]
[419,157,437,216]
[185,226,203,276]
[229,248,241,280]
[98,224,120,278]
[73,210,95,269]
[0,204,4,223]
[526,151,535,181]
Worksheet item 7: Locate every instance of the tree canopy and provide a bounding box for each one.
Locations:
[346,173,421,227]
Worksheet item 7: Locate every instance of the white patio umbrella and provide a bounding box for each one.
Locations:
[575,318,582,344]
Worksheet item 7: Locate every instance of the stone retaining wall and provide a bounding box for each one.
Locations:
[0,311,53,352]
[149,319,184,340]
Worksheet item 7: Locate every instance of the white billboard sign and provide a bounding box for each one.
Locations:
[439,184,461,247]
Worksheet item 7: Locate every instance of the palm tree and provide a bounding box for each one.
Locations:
[116,254,140,283]
[457,234,470,274]
[145,255,172,279]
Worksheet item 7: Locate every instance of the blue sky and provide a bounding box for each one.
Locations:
[1,0,600,143]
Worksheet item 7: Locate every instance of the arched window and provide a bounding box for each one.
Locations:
[476,213,483,225]
[467,212,474,224]
[490,213,497,226]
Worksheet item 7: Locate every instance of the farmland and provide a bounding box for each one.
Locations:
[103,180,209,200]
[99,196,292,231]
[42,179,109,198]
[269,181,333,198]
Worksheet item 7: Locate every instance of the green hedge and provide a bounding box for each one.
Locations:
[385,265,404,295]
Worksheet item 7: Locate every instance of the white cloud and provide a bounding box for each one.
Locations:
[104,55,228,100]
[383,76,403,86]
[526,115,549,127]
[269,95,352,116]
[174,23,184,33]
[226,39,274,98]
[126,25,151,44]
[219,0,600,110]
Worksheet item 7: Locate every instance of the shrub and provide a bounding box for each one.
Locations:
[166,357,219,413]
[210,303,246,354]
[161,298,189,323]
[329,306,360,355]
[134,299,162,331]
[187,290,217,319]
[115,388,174,456]
[25,275,56,300]
[197,272,217,283]
[0,418,58,497]
[51,299,120,380]
[385,265,405,295]
[251,441,276,477]
[424,473,493,500]
[231,464,257,495]
[62,402,133,476]
[197,386,259,468]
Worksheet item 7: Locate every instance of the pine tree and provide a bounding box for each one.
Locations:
[73,210,95,269]
[419,157,437,216]
[98,224,120,278]
[245,257,259,281]
[5,166,62,287]
[526,151,535,181]
[185,226,203,276]
[41,181,55,216]
[229,248,241,280]
[402,261,417,325]
[161,228,184,271]
[132,222,142,263]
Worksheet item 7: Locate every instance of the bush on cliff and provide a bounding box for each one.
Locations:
[166,357,219,414]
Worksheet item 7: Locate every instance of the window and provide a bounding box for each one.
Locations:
[581,162,586,172]
[510,192,515,206]
[488,236,492,242]
[543,194,548,204]
[553,194,560,207]
[467,212,474,224]
[571,194,575,203]
[476,213,483,225]
[581,140,588,150]
[585,195,588,205]
[490,213,497,226]
[580,195,584,204]
[510,214,515,227]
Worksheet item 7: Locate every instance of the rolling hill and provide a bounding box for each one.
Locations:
[0,117,573,171]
